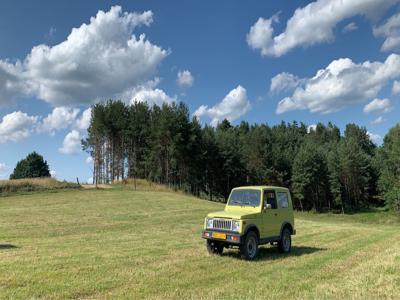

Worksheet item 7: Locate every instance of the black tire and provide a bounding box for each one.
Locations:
[206,240,223,255]
[278,228,292,253]
[240,231,259,260]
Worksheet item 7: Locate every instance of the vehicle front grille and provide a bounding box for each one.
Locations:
[211,219,232,230]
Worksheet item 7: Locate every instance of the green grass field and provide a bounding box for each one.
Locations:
[1,188,400,299]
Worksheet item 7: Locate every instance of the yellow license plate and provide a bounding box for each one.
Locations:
[213,232,226,240]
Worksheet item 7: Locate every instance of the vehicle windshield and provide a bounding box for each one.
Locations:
[228,189,261,207]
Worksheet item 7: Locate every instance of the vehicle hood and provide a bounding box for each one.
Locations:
[207,210,257,220]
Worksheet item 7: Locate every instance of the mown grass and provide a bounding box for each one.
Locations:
[0,178,80,196]
[0,188,399,299]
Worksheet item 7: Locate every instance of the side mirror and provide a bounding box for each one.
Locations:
[263,203,272,212]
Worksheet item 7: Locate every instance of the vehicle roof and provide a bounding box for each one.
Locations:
[232,186,289,191]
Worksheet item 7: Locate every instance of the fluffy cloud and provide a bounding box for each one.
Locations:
[371,116,385,125]
[39,107,80,134]
[0,105,91,147]
[276,54,400,114]
[129,86,176,106]
[247,0,397,57]
[86,156,93,164]
[0,6,167,107]
[194,85,251,126]
[75,108,92,131]
[367,131,382,144]
[177,70,194,88]
[373,12,400,52]
[363,98,392,114]
[270,72,302,93]
[392,80,400,94]
[0,61,30,105]
[0,111,38,143]
[50,170,56,178]
[343,22,358,33]
[59,130,82,154]
[58,108,92,155]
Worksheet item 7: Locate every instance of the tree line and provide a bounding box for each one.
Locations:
[82,100,400,213]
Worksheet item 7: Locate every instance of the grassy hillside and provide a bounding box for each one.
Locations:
[0,188,399,299]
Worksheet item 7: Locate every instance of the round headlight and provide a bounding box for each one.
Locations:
[207,218,213,228]
[232,220,240,232]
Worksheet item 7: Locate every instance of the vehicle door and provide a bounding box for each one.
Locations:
[276,191,290,232]
[262,189,280,238]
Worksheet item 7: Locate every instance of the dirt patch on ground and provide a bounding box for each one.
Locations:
[81,184,112,189]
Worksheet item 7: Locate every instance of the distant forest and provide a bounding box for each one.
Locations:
[83,100,400,213]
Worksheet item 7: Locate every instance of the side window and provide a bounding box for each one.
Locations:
[263,190,277,209]
[277,192,289,208]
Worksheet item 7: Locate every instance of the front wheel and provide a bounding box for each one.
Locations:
[207,240,223,255]
[240,231,259,260]
[278,228,292,253]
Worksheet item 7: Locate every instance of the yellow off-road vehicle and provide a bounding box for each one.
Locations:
[202,186,295,260]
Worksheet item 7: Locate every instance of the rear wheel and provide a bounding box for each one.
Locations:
[206,240,223,255]
[240,231,259,260]
[278,228,292,253]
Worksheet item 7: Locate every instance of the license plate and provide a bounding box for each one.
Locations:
[213,232,226,240]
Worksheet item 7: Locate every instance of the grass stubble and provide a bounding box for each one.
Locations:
[0,187,399,299]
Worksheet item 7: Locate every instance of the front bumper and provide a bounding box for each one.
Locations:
[202,230,242,244]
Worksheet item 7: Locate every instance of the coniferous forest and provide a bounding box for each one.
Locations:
[83,100,400,213]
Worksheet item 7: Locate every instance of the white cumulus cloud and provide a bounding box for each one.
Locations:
[270,72,302,93]
[373,12,400,52]
[0,61,31,105]
[59,130,82,154]
[363,98,392,114]
[58,108,92,155]
[392,80,400,94]
[129,86,176,106]
[194,85,251,126]
[247,0,398,57]
[75,108,92,132]
[0,6,168,107]
[50,170,56,178]
[117,77,177,106]
[177,70,194,88]
[0,111,38,143]
[276,54,400,114]
[39,106,80,134]
[367,131,382,144]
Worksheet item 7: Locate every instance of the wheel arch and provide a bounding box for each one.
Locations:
[280,222,294,237]
[243,224,260,240]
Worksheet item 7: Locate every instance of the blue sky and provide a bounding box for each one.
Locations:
[1,0,400,182]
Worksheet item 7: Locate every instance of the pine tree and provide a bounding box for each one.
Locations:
[379,124,400,212]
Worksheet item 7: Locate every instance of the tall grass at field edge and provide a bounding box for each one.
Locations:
[0,178,80,196]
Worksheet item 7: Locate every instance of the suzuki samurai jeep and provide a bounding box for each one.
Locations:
[202,186,295,260]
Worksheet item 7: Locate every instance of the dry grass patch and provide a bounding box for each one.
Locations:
[0,178,80,195]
